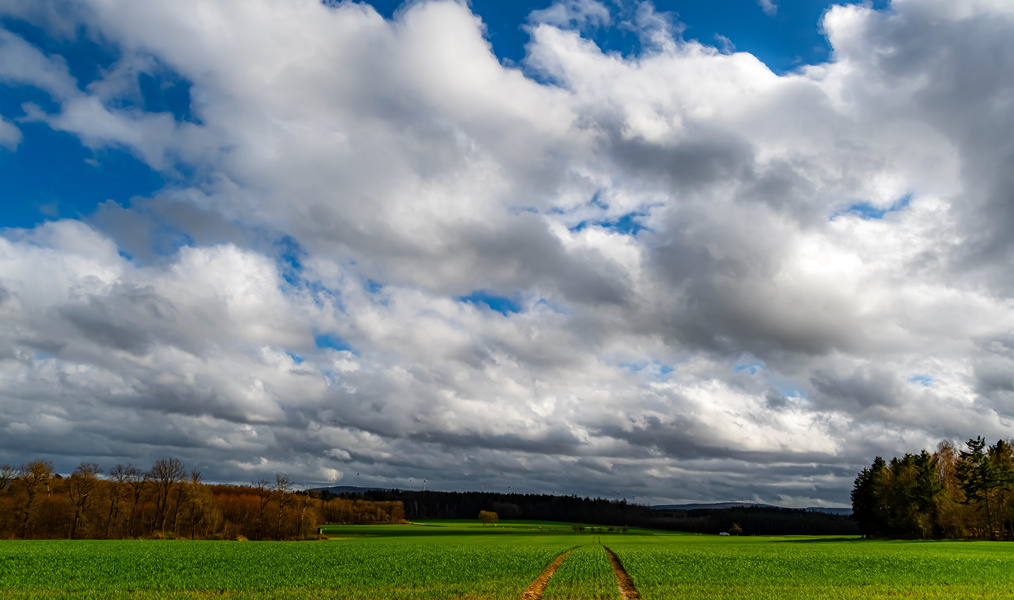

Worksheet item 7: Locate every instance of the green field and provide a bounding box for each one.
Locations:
[3,521,1014,599]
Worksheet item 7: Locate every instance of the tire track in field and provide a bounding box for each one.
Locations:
[604,546,641,600]
[519,548,573,600]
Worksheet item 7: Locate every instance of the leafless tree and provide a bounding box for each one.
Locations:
[148,458,186,533]
[124,466,148,537]
[18,460,53,538]
[105,464,131,538]
[274,473,293,539]
[254,478,271,540]
[172,469,203,537]
[0,464,15,492]
[68,462,102,539]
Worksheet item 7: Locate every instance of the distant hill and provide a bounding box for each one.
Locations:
[805,507,852,515]
[652,502,851,516]
[652,502,776,511]
[309,485,387,495]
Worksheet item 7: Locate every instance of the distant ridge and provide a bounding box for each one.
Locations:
[804,507,852,515]
[308,493,854,516]
[652,502,776,510]
[652,502,851,515]
[309,485,386,495]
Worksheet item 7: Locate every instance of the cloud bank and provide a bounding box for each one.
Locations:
[2,0,1014,506]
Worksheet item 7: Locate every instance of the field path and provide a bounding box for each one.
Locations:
[604,546,641,600]
[519,548,573,600]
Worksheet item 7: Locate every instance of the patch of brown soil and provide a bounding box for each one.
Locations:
[519,549,572,600]
[604,546,641,600]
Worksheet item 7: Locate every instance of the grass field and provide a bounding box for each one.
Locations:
[3,521,1014,599]
[609,535,1014,599]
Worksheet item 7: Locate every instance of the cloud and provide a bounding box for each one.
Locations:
[0,29,79,99]
[714,34,735,55]
[1,0,1014,506]
[757,0,778,17]
[529,0,612,31]
[0,116,20,150]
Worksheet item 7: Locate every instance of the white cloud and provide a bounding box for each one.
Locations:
[757,0,778,17]
[529,0,611,31]
[325,448,352,461]
[1,0,1014,505]
[0,115,20,150]
[0,29,79,99]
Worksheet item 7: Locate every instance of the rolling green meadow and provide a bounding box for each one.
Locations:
[3,520,1014,599]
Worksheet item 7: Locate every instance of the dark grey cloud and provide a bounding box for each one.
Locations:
[810,367,904,412]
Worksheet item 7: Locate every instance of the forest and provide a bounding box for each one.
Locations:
[851,436,1014,539]
[650,505,858,536]
[352,488,857,535]
[0,458,404,540]
[0,455,861,540]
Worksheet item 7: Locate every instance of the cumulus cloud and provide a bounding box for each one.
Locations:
[530,0,612,31]
[0,116,20,150]
[1,0,1013,505]
[758,0,778,17]
[0,28,79,99]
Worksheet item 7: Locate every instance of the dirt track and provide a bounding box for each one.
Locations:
[604,546,641,599]
[519,549,572,600]
[518,545,641,600]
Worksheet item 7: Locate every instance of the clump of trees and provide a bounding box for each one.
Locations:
[0,458,403,540]
[852,437,1014,539]
[478,510,498,526]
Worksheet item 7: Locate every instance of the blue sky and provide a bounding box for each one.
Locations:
[1,0,1012,508]
[368,0,878,71]
[0,0,881,233]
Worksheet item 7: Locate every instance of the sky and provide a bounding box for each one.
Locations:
[1,0,1013,509]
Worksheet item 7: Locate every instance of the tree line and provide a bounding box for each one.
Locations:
[851,436,1014,539]
[355,488,652,526]
[351,488,857,535]
[0,458,404,540]
[651,506,858,536]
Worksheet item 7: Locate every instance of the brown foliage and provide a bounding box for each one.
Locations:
[0,458,403,540]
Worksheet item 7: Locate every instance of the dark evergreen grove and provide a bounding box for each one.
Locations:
[851,437,1014,539]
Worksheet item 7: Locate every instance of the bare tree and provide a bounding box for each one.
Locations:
[181,470,208,539]
[296,487,314,539]
[148,458,186,533]
[124,466,149,538]
[67,463,102,539]
[173,469,202,537]
[254,478,271,540]
[274,473,293,540]
[18,460,54,538]
[105,464,131,538]
[0,464,15,492]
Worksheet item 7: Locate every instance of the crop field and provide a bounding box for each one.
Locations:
[3,521,1014,599]
[540,544,617,600]
[608,535,1014,599]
